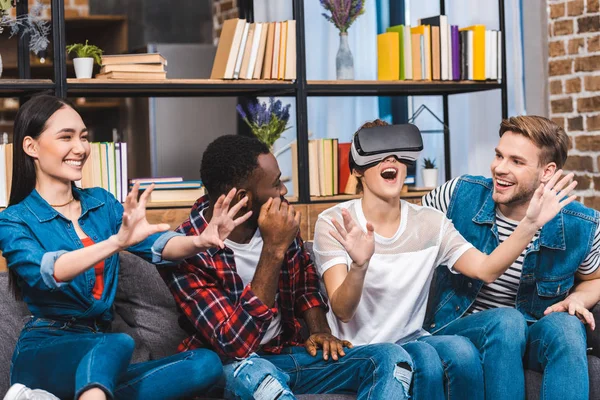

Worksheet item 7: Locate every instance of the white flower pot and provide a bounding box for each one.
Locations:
[422,168,439,188]
[73,57,94,79]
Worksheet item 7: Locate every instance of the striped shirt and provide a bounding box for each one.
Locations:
[423,178,600,313]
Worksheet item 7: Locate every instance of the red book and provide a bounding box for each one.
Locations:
[338,142,352,194]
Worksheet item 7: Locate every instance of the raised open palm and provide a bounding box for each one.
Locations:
[525,170,578,228]
[115,183,170,249]
[194,188,252,249]
[330,208,375,268]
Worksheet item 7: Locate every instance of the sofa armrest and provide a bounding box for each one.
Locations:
[588,303,600,357]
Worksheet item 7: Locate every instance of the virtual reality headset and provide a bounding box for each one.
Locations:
[350,123,424,169]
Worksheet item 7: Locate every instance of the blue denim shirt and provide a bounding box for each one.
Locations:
[424,175,599,333]
[0,187,180,323]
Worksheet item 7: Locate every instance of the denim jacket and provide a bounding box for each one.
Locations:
[424,175,599,333]
[0,187,180,323]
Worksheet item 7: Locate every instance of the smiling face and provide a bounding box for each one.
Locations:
[25,106,90,185]
[490,131,555,207]
[358,156,408,200]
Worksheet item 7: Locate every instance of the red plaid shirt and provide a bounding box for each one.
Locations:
[159,195,328,359]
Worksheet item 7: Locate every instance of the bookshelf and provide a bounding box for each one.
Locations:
[6,0,508,206]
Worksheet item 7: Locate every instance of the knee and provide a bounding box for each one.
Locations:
[538,312,587,352]
[444,336,482,369]
[230,357,291,400]
[488,308,528,345]
[403,342,443,378]
[368,343,413,367]
[106,333,135,355]
[186,349,223,387]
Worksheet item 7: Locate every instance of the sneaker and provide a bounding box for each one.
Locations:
[3,384,60,400]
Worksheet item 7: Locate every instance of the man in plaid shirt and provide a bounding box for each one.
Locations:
[159,135,415,400]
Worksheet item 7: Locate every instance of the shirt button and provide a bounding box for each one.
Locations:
[66,223,71,228]
[455,306,461,311]
[80,221,85,226]
[430,323,436,328]
[89,280,94,286]
[467,282,473,288]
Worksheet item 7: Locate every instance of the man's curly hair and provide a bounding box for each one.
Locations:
[200,135,270,197]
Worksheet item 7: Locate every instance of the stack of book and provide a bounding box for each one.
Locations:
[377,15,501,81]
[290,140,415,198]
[129,177,205,206]
[0,142,13,207]
[96,53,168,80]
[211,18,296,80]
[78,142,129,202]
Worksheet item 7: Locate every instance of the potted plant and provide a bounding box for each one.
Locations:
[236,97,292,150]
[320,0,365,80]
[422,158,438,188]
[66,40,103,79]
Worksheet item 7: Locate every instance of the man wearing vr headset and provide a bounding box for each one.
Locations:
[422,116,600,400]
[312,119,577,400]
[158,134,420,400]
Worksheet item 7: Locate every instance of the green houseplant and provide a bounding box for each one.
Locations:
[422,157,438,188]
[66,40,103,79]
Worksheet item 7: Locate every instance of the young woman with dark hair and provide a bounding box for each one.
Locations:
[0,95,251,400]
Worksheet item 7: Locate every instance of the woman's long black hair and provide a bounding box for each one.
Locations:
[8,94,72,299]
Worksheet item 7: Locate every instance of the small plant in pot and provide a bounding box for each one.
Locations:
[422,157,438,188]
[66,40,103,79]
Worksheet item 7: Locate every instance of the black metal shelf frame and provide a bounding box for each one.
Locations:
[8,0,507,204]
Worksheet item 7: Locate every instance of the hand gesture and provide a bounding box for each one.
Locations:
[194,188,253,249]
[258,197,301,253]
[544,294,595,330]
[329,208,375,268]
[525,170,577,229]
[114,183,170,249]
[305,332,353,361]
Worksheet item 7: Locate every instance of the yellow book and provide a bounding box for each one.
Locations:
[460,25,486,81]
[377,32,399,80]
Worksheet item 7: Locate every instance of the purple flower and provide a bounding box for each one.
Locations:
[320,0,365,33]
[236,97,293,147]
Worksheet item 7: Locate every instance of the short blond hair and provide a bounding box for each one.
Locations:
[499,116,568,169]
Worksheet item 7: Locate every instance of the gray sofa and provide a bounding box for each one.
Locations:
[1,251,599,399]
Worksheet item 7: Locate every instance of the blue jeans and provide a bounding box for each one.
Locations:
[212,343,413,400]
[410,335,484,400]
[435,308,589,400]
[10,317,222,400]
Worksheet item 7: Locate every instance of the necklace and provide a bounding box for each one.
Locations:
[50,197,75,208]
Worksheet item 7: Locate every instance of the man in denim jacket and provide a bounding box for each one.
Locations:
[422,116,600,400]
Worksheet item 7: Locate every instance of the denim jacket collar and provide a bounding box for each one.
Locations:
[23,187,105,223]
[471,188,566,251]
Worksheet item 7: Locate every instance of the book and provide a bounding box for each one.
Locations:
[412,25,431,80]
[0,145,6,207]
[245,23,263,79]
[451,26,460,80]
[419,15,449,80]
[239,23,256,80]
[262,22,276,79]
[308,140,320,196]
[271,22,281,80]
[148,187,206,203]
[253,21,269,79]
[132,180,203,190]
[233,22,250,79]
[411,32,422,80]
[278,21,288,80]
[5,143,12,204]
[460,25,486,80]
[100,64,165,74]
[337,142,351,195]
[431,26,441,80]
[101,53,167,66]
[377,32,400,80]
[284,20,297,80]
[130,177,183,184]
[386,25,406,80]
[96,71,167,80]
[210,18,247,79]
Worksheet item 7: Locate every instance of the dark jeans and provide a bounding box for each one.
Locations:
[11,317,222,400]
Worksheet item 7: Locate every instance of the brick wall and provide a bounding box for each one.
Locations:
[212,0,239,44]
[548,0,600,208]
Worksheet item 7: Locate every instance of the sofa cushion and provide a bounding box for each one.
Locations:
[0,273,31,396]
[114,252,188,361]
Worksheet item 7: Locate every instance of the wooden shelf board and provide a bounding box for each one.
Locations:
[307,80,502,96]
[66,79,296,97]
[0,79,54,95]
[0,100,122,113]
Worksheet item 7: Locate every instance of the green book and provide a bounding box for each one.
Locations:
[386,25,405,80]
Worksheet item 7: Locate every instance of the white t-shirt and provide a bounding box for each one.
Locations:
[313,199,473,346]
[422,178,600,313]
[224,229,283,345]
